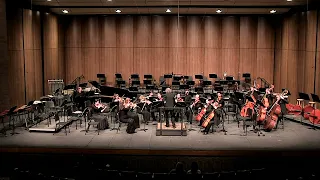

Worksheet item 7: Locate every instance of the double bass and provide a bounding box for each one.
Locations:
[257,85,274,123]
[264,90,288,132]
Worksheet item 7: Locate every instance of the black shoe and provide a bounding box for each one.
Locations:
[165,124,169,127]
[172,124,176,128]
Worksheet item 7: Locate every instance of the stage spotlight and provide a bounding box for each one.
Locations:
[270,10,276,14]
[62,10,69,14]
[216,9,222,13]
[166,9,171,13]
[116,9,121,13]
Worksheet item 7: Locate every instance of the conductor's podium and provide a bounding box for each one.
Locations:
[156,107,187,136]
[156,122,187,136]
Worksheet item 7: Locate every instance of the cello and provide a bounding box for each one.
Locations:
[196,99,212,121]
[264,90,288,132]
[240,87,257,117]
[202,102,219,128]
[309,109,320,124]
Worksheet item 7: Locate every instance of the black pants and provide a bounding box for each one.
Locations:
[141,110,151,123]
[185,107,192,123]
[165,110,176,126]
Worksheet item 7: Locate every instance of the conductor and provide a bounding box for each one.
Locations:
[164,88,176,128]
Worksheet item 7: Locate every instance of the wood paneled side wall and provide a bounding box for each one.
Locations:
[64,16,275,86]
[43,13,64,95]
[0,0,9,111]
[274,10,320,103]
[6,8,42,107]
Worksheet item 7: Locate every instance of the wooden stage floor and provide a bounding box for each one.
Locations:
[1,116,320,156]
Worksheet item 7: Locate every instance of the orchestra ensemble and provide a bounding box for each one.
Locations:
[72,80,290,135]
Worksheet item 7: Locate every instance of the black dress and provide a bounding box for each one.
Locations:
[119,108,140,134]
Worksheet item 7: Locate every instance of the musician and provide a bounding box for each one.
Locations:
[174,94,184,123]
[164,88,176,128]
[119,98,140,133]
[74,87,85,110]
[198,99,214,127]
[184,91,193,123]
[190,94,203,113]
[92,99,109,113]
[202,92,225,134]
[150,93,163,121]
[138,95,152,124]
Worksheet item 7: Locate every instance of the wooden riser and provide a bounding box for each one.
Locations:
[156,122,187,136]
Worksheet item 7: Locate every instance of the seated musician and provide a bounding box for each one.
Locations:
[191,94,203,114]
[202,92,225,134]
[198,98,214,126]
[118,98,140,134]
[164,88,176,128]
[92,99,109,113]
[156,93,163,101]
[74,87,85,110]
[138,95,152,124]
[113,94,121,102]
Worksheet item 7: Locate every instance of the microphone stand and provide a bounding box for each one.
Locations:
[139,102,148,132]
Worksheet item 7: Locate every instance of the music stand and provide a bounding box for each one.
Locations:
[164,74,172,79]
[172,81,180,86]
[179,85,189,90]
[195,87,204,94]
[311,94,320,103]
[79,83,87,88]
[195,75,203,79]
[129,87,138,92]
[97,74,105,78]
[132,80,140,86]
[143,80,152,85]
[242,73,251,78]
[186,81,195,86]
[298,92,310,101]
[115,73,122,79]
[203,81,211,86]
[209,74,218,78]
[173,76,181,82]
[64,84,76,90]
[131,74,139,79]
[226,76,234,81]
[116,80,125,85]
[146,85,155,91]
[144,74,152,79]
[214,86,223,92]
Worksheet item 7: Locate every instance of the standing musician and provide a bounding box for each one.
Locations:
[119,98,140,134]
[202,92,225,134]
[74,87,85,110]
[138,95,152,124]
[184,91,193,123]
[164,88,176,128]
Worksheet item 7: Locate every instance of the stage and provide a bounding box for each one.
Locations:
[1,116,320,156]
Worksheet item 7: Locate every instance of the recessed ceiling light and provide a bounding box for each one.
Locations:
[62,10,69,14]
[216,9,222,13]
[270,10,276,14]
[166,9,171,13]
[107,0,112,1]
[287,0,292,1]
[47,0,52,1]
[115,9,121,13]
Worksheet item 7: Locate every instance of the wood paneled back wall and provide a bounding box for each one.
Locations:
[63,16,275,85]
[274,10,320,102]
